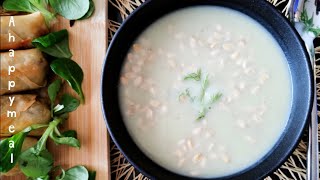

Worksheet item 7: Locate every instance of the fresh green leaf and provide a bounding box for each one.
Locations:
[18,148,53,178]
[3,0,55,23]
[308,27,320,37]
[50,59,85,103]
[0,124,47,173]
[49,131,80,148]
[79,0,95,20]
[183,69,202,81]
[35,118,62,154]
[54,94,80,115]
[88,171,96,180]
[32,30,72,58]
[300,8,320,37]
[210,92,223,104]
[48,79,62,116]
[62,130,77,139]
[18,120,61,178]
[61,166,89,180]
[49,0,90,20]
[3,0,35,12]
[0,132,27,172]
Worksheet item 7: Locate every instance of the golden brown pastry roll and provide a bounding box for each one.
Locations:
[0,137,37,176]
[0,12,49,50]
[0,95,51,137]
[0,49,48,95]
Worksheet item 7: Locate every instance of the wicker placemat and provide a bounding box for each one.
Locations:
[108,0,320,179]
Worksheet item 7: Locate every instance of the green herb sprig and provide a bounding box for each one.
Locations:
[183,69,202,81]
[180,69,223,121]
[300,8,320,37]
[199,74,209,102]
[179,88,196,102]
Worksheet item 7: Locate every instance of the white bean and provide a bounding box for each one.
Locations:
[174,32,184,39]
[161,105,168,113]
[189,37,197,48]
[190,171,200,176]
[133,44,142,52]
[187,139,194,150]
[178,158,185,167]
[221,153,231,163]
[237,120,247,128]
[145,107,153,119]
[210,42,218,49]
[132,65,141,73]
[168,59,176,68]
[192,127,202,135]
[250,86,260,95]
[242,61,247,69]
[209,153,217,159]
[239,82,245,90]
[222,43,233,51]
[166,52,175,58]
[136,59,145,66]
[120,77,128,85]
[213,32,223,39]
[177,139,186,146]
[134,76,143,87]
[238,39,246,47]
[200,157,207,167]
[216,24,222,31]
[192,153,204,163]
[232,90,240,98]
[127,53,134,62]
[208,143,215,151]
[124,72,136,79]
[149,87,156,95]
[231,51,240,60]
[205,131,213,138]
[174,149,183,158]
[150,100,160,107]
[210,50,218,56]
[245,135,256,144]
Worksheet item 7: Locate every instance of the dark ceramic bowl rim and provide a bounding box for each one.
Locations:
[101,0,314,179]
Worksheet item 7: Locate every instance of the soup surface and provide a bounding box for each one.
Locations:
[119,6,292,178]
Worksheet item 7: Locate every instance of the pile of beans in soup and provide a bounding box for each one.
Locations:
[119,6,292,178]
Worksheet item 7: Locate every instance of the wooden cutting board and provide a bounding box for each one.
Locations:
[2,0,110,179]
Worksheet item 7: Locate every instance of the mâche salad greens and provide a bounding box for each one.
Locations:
[0,0,95,179]
[2,0,94,23]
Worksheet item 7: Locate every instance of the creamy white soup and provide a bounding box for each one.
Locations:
[119,6,292,178]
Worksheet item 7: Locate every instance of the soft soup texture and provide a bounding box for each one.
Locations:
[119,6,292,178]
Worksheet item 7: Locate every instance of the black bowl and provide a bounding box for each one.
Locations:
[101,0,313,179]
